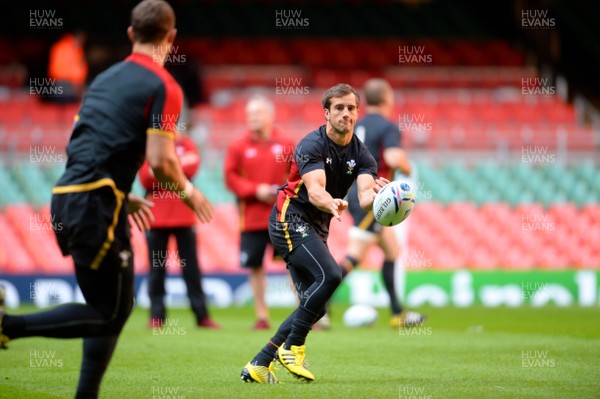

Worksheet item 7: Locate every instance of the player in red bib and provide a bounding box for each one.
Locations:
[139,132,221,329]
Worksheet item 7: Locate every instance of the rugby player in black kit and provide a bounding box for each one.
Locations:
[341,78,426,329]
[241,84,389,383]
[0,1,213,398]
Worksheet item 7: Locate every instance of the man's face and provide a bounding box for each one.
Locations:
[246,102,273,134]
[324,93,359,135]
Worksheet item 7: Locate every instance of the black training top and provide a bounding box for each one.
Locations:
[56,52,183,194]
[274,125,377,240]
[354,113,402,180]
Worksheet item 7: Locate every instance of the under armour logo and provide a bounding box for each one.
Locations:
[326,157,332,164]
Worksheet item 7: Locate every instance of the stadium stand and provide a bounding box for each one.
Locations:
[0,1,598,274]
[0,155,598,273]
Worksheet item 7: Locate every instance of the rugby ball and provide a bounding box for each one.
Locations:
[343,304,378,328]
[373,180,415,226]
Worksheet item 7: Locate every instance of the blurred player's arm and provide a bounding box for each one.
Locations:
[178,134,201,178]
[383,122,412,176]
[145,79,212,223]
[356,174,389,211]
[137,160,155,191]
[146,133,212,223]
[302,169,347,221]
[139,133,199,189]
[383,147,412,176]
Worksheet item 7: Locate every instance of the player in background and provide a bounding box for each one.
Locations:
[138,131,221,329]
[339,78,426,328]
[0,1,213,398]
[47,29,88,104]
[241,83,388,384]
[224,95,294,330]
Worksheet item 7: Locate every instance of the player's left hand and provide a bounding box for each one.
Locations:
[127,193,155,231]
[373,177,389,193]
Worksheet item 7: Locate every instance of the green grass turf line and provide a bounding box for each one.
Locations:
[1,305,599,398]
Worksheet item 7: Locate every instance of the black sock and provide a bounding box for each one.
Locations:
[1,314,26,338]
[340,266,348,279]
[5,303,115,339]
[286,307,318,348]
[252,340,282,367]
[382,260,402,314]
[339,256,358,280]
[75,335,118,399]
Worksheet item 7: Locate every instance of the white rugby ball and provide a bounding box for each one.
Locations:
[373,180,415,226]
[343,304,378,328]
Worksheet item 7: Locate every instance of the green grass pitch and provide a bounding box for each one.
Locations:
[1,305,599,398]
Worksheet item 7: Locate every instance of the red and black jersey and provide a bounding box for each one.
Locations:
[275,125,377,241]
[354,113,402,180]
[224,129,294,231]
[56,52,183,194]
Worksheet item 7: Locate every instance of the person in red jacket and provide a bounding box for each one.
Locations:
[139,131,220,329]
[224,95,294,330]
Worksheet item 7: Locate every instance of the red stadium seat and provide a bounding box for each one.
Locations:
[0,214,38,274]
[4,204,73,274]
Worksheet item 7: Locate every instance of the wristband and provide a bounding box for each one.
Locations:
[179,180,194,200]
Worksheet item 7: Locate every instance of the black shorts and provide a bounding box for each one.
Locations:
[240,230,277,268]
[51,182,131,270]
[268,207,322,261]
[347,183,383,235]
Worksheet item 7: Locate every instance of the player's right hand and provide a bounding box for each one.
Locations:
[256,183,277,204]
[185,188,213,223]
[331,198,348,221]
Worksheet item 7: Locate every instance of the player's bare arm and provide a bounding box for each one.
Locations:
[303,168,348,221]
[383,147,412,176]
[146,133,213,223]
[356,174,389,211]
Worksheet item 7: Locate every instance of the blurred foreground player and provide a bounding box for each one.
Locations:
[241,84,388,383]
[340,78,426,328]
[224,95,293,330]
[0,1,213,398]
[139,132,220,329]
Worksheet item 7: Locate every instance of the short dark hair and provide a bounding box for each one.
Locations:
[131,0,175,44]
[321,83,360,110]
[364,78,392,106]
